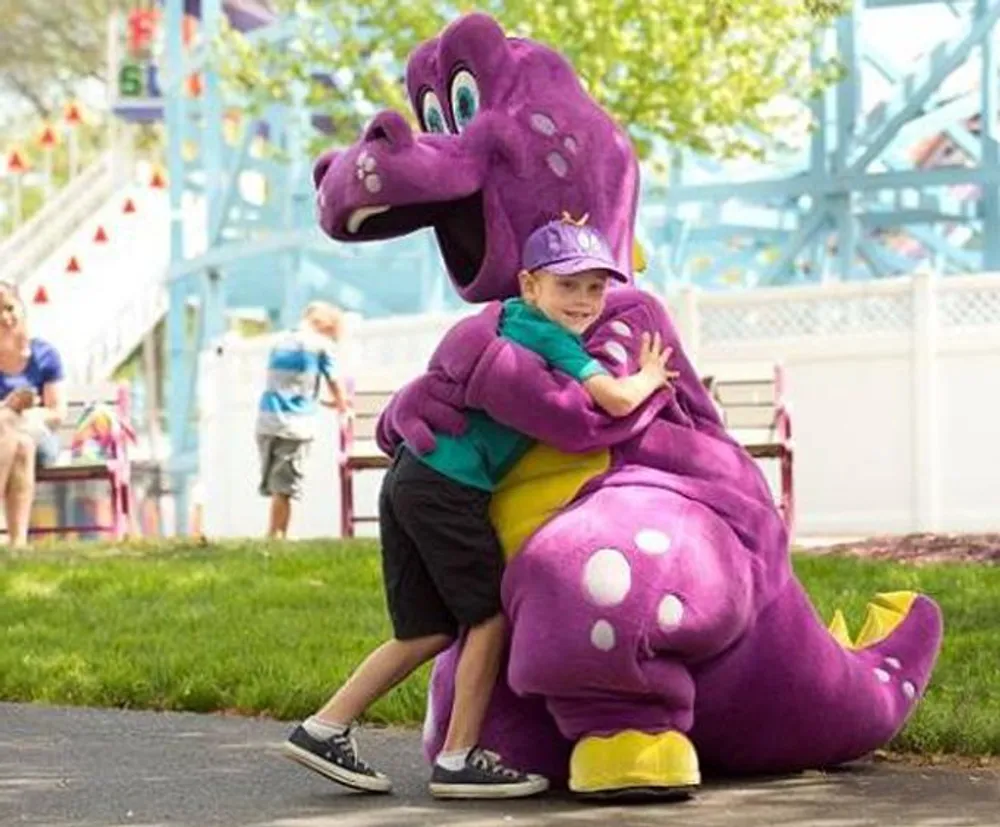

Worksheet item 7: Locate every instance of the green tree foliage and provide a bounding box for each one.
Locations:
[216,0,847,160]
[0,0,113,120]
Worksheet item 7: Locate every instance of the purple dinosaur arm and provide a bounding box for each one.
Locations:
[375,305,504,456]
[375,374,468,456]
[463,336,669,453]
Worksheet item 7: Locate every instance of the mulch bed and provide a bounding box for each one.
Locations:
[817,533,1000,565]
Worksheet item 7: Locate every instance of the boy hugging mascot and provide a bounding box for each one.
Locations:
[314,12,943,797]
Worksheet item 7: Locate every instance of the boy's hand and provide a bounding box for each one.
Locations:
[320,400,354,419]
[638,332,680,388]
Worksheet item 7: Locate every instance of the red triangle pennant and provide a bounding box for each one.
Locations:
[33,285,49,304]
[66,256,81,274]
[94,226,109,243]
[123,197,137,214]
[6,149,27,174]
[38,126,58,149]
[150,168,166,189]
[65,102,83,126]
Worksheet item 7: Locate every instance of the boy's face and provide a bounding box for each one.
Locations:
[521,269,610,335]
[307,312,341,341]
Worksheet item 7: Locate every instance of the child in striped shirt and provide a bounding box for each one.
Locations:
[255,301,348,539]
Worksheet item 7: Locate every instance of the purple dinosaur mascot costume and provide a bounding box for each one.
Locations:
[314,13,943,796]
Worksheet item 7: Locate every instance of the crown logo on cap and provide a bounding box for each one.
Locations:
[560,210,590,227]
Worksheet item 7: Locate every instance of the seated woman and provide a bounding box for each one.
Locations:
[0,282,67,546]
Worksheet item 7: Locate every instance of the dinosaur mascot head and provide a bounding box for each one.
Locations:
[314,12,639,302]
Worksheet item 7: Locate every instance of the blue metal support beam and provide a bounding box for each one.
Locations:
[908,224,980,270]
[661,163,1000,204]
[861,47,983,162]
[834,2,861,278]
[850,3,1000,172]
[201,0,227,348]
[164,0,191,533]
[809,40,829,277]
[978,0,1000,268]
[759,207,831,284]
[856,237,894,277]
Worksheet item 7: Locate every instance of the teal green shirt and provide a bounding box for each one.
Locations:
[414,299,606,490]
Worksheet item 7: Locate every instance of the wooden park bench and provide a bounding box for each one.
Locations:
[8,382,135,541]
[701,363,795,530]
[340,366,793,537]
[339,385,395,538]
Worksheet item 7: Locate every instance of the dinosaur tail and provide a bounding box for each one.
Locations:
[692,577,943,775]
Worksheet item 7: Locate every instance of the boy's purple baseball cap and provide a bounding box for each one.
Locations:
[521,218,630,283]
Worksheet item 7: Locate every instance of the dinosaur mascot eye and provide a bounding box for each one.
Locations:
[420,89,449,134]
[449,69,480,132]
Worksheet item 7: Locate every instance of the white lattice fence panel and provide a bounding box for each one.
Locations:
[938,283,1000,328]
[699,291,913,344]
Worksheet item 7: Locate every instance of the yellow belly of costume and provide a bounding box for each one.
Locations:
[488,442,610,561]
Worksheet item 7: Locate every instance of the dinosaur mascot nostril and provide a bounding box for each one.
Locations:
[316,11,944,798]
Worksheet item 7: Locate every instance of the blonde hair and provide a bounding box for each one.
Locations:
[303,300,343,340]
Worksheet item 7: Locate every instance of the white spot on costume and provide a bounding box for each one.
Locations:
[546,151,569,178]
[583,548,631,607]
[635,529,671,555]
[604,341,628,365]
[657,595,684,629]
[530,113,557,135]
[590,620,616,651]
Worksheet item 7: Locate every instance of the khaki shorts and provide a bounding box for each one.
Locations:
[257,435,310,499]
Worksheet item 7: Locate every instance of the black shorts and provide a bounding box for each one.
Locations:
[379,447,504,640]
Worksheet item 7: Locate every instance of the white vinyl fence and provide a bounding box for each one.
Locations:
[200,273,1000,538]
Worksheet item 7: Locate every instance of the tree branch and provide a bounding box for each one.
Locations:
[2,74,52,118]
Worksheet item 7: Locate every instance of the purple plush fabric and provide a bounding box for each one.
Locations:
[315,12,944,785]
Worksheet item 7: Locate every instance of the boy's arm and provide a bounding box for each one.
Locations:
[535,325,677,419]
[584,371,664,418]
[322,375,350,413]
[318,347,350,414]
[583,333,677,418]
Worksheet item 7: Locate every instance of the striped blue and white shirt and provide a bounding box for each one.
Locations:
[255,327,336,441]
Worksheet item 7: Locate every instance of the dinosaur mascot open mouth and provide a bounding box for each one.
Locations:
[315,11,943,799]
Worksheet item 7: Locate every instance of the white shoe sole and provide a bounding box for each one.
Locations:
[429,776,549,800]
[282,741,392,793]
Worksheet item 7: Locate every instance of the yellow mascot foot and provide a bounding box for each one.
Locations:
[569,729,701,799]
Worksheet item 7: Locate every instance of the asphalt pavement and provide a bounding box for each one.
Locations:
[2,702,998,827]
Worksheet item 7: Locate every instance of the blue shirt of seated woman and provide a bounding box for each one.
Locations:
[0,333,64,465]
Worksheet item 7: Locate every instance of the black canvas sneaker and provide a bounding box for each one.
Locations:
[429,747,549,799]
[282,723,392,793]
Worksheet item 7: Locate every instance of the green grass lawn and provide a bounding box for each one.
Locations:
[1,540,997,756]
